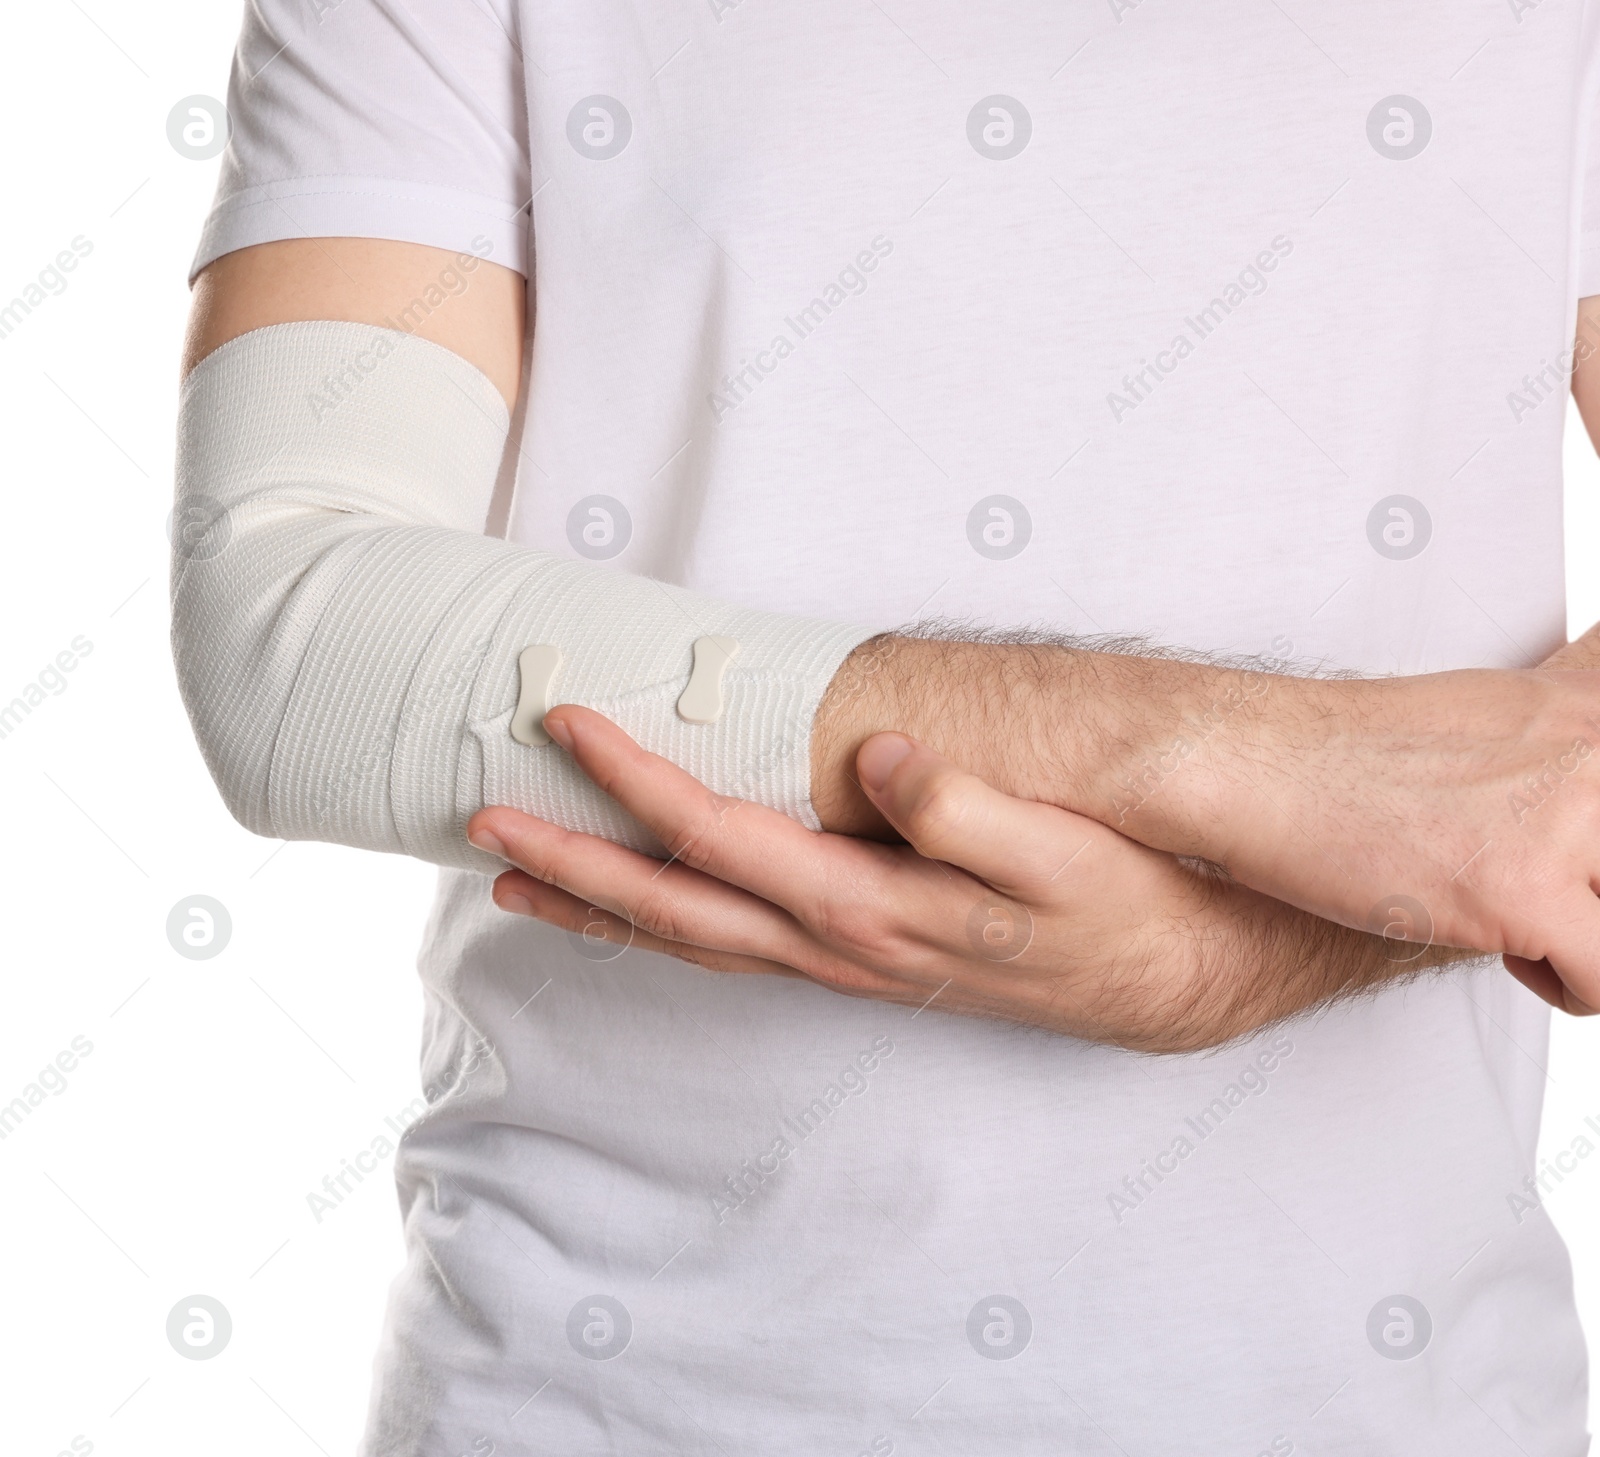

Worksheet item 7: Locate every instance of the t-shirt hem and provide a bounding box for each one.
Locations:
[189,176,530,283]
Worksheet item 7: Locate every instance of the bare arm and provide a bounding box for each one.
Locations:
[185,237,525,407]
[186,239,1433,1054]
[186,241,1594,1016]
[811,300,1600,1013]
[472,702,1477,1054]
[811,591,1600,1012]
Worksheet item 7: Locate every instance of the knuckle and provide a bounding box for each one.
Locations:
[809,895,908,969]
[515,844,563,884]
[506,824,582,885]
[628,885,697,946]
[665,941,710,970]
[663,827,718,874]
[808,892,876,951]
[803,953,886,995]
[660,794,736,874]
[903,774,970,851]
[592,736,658,801]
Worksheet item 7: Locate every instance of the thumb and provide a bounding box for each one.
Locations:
[855,732,1104,896]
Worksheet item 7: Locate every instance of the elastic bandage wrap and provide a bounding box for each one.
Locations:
[171,320,876,873]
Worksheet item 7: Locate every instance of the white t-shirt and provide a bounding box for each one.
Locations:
[199,5,1600,1453]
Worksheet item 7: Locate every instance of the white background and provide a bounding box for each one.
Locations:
[3,5,1600,1456]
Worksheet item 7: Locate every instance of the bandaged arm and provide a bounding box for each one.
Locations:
[171,319,878,873]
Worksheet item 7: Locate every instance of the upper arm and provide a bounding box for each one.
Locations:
[184,0,529,407]
[184,238,525,410]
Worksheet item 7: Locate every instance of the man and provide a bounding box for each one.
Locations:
[174,2,1600,1451]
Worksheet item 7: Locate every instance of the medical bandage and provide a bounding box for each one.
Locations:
[170,321,874,872]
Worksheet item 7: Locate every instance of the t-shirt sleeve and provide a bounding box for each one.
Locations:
[190,0,530,282]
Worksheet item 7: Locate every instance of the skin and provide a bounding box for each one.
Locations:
[187,236,1600,1048]
[185,237,525,408]
[470,628,1600,1049]
[467,709,1470,1054]
[806,626,1600,1014]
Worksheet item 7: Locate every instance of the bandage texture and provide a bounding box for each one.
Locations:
[170,321,875,872]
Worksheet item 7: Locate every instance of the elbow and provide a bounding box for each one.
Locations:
[169,576,279,842]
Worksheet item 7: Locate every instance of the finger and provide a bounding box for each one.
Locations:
[1503,954,1572,1011]
[467,805,819,970]
[1516,882,1600,1017]
[1521,893,1600,1015]
[855,732,1139,898]
[492,871,811,981]
[496,869,899,1000]
[540,703,895,913]
[470,803,950,995]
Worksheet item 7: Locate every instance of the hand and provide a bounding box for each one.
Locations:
[1117,631,1600,1017]
[467,709,1464,1054]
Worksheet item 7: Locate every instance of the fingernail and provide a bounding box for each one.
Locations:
[857,733,914,794]
[544,714,574,750]
[468,827,508,859]
[499,892,535,916]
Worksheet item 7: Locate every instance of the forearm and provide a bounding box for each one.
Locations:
[816,625,1600,845]
[811,632,1287,851]
[478,686,1487,1057]
[813,299,1600,993]
[1169,873,1481,1052]
[815,622,1600,972]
